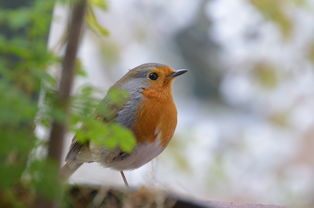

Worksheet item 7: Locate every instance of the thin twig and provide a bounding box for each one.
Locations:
[47,0,87,166]
[120,171,129,187]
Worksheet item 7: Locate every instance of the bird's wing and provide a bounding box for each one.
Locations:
[65,86,132,162]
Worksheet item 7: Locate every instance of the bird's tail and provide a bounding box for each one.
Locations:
[60,160,83,179]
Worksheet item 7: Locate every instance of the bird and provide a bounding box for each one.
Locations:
[61,63,187,186]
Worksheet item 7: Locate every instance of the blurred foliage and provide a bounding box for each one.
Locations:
[250,0,293,38]
[0,0,59,206]
[99,40,121,65]
[268,111,291,128]
[0,0,135,206]
[166,136,191,172]
[52,0,110,56]
[206,156,227,189]
[69,86,135,153]
[253,63,278,89]
[27,159,64,200]
[308,43,314,63]
[86,6,110,36]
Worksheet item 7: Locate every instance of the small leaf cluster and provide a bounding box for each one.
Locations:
[70,86,136,153]
[0,0,61,206]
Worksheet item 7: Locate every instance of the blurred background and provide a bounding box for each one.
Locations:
[47,0,314,207]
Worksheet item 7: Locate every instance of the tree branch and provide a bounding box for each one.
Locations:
[48,0,87,170]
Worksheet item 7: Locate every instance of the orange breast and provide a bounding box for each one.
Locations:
[132,87,177,147]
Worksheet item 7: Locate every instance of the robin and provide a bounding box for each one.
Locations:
[61,63,187,186]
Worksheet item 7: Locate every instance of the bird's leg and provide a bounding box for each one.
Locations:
[120,171,129,187]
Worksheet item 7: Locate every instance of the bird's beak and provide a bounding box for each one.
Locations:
[168,69,188,78]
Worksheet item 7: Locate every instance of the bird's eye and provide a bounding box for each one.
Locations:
[148,72,158,80]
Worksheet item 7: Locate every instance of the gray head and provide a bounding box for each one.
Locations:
[114,63,187,93]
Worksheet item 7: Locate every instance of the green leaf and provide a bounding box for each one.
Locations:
[28,159,63,200]
[74,120,136,152]
[7,9,32,30]
[106,87,129,105]
[0,164,24,188]
[0,83,37,125]
[75,58,87,77]
[71,85,100,119]
[75,118,108,144]
[95,87,129,120]
[86,7,110,36]
[90,0,108,10]
[100,132,118,149]
[109,124,136,152]
[0,129,35,154]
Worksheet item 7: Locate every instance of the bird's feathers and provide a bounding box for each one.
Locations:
[62,63,180,177]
